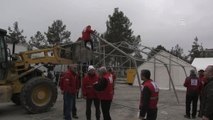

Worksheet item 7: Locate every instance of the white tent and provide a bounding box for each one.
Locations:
[191,58,213,71]
[133,50,195,90]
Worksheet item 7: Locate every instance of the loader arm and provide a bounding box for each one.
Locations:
[15,45,73,72]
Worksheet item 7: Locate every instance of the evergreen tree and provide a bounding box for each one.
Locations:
[102,8,142,67]
[45,20,71,44]
[133,35,143,59]
[29,31,47,49]
[170,44,183,58]
[103,8,140,54]
[188,36,204,62]
[147,45,167,59]
[7,21,26,44]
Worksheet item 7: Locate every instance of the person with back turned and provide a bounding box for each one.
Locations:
[139,69,159,120]
[184,70,202,119]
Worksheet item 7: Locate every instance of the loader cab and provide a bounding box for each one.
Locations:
[0,28,8,80]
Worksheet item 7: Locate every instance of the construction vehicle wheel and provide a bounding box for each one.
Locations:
[20,77,57,113]
[11,93,21,105]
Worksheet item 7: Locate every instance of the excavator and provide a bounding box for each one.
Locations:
[0,28,73,113]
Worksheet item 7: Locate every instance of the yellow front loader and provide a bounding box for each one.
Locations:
[0,28,73,113]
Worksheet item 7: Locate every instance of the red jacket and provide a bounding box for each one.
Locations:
[98,72,114,100]
[82,73,99,99]
[184,76,202,94]
[59,70,77,95]
[199,75,207,86]
[140,79,159,109]
[82,26,94,41]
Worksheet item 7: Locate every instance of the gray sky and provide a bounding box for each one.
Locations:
[1,0,213,54]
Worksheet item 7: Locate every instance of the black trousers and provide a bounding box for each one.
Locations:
[101,100,112,120]
[63,92,75,120]
[72,96,77,116]
[140,108,157,120]
[86,98,100,120]
[185,93,199,117]
[146,108,157,120]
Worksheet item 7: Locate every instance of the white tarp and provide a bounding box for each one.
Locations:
[191,58,213,71]
[133,50,195,90]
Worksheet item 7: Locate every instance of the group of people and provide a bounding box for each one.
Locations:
[57,25,213,120]
[184,65,213,120]
[138,66,213,120]
[59,64,116,120]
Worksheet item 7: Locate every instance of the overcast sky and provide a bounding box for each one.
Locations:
[1,0,213,54]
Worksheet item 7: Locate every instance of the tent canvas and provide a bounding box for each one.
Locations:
[191,58,213,71]
[133,50,195,90]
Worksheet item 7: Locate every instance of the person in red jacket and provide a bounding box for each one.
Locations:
[184,69,202,119]
[198,69,206,117]
[82,65,100,120]
[139,69,159,120]
[94,66,114,120]
[82,25,95,50]
[60,65,77,120]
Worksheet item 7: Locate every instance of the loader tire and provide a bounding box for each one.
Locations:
[11,93,21,105]
[20,77,57,114]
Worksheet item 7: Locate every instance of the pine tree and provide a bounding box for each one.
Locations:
[147,45,167,59]
[170,44,184,58]
[29,31,47,49]
[103,8,140,54]
[45,20,71,44]
[7,21,26,44]
[188,36,204,62]
[102,8,142,67]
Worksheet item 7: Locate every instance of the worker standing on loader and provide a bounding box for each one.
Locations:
[139,69,159,120]
[82,25,95,50]
[60,65,77,120]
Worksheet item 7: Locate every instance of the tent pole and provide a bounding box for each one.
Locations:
[164,64,180,104]
[182,66,188,77]
[133,60,142,90]
[154,57,156,82]
[169,54,172,90]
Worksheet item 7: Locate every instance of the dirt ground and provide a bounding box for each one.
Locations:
[0,83,201,120]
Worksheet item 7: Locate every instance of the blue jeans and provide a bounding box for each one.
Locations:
[63,92,75,120]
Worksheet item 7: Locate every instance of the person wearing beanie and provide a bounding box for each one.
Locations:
[82,65,100,120]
